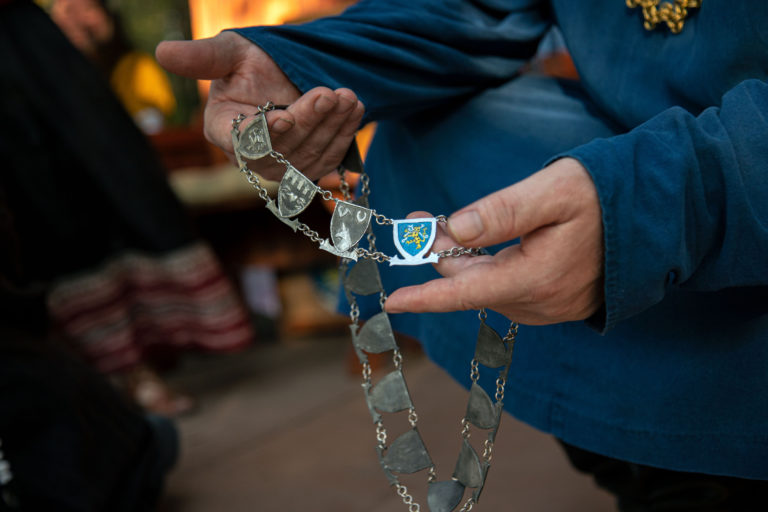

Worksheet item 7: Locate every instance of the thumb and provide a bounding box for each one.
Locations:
[445,158,586,247]
[156,32,242,80]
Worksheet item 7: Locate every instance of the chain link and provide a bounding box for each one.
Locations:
[482,439,494,463]
[393,349,403,370]
[470,359,480,384]
[297,223,324,244]
[239,166,271,201]
[408,407,419,428]
[338,168,352,200]
[495,377,506,403]
[350,299,360,325]
[355,247,392,263]
[436,246,485,258]
[460,418,471,440]
[371,210,394,226]
[459,498,476,512]
[395,484,421,512]
[360,173,371,197]
[376,421,387,449]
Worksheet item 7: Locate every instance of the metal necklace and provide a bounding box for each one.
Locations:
[232,104,519,512]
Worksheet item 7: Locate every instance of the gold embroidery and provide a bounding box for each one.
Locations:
[626,0,702,34]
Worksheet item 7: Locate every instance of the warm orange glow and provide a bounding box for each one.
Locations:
[189,0,354,96]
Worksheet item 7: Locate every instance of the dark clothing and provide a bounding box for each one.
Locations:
[561,443,768,512]
[0,333,178,512]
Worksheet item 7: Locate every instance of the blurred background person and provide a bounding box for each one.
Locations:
[1,0,254,417]
[50,0,177,134]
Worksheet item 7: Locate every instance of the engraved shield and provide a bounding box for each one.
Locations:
[393,218,436,260]
[238,115,272,160]
[331,200,371,252]
[277,166,316,217]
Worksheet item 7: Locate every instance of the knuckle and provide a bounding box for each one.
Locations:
[482,189,518,238]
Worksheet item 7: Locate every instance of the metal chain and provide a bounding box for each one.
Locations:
[239,166,270,201]
[376,421,388,449]
[371,210,394,225]
[233,106,522,512]
[395,484,421,512]
[437,246,485,258]
[495,377,506,403]
[470,359,480,384]
[355,247,391,263]
[460,418,471,440]
[393,349,403,370]
[408,407,419,428]
[297,223,324,244]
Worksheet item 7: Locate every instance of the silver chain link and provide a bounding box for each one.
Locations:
[395,484,421,512]
[470,359,480,384]
[376,421,387,449]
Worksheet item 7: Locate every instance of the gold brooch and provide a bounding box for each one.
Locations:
[627,0,702,34]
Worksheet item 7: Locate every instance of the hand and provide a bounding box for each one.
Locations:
[156,31,365,181]
[384,158,605,325]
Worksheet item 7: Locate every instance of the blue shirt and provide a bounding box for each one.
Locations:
[235,0,768,478]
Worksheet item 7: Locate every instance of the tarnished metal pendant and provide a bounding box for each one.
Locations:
[428,480,465,512]
[345,258,383,296]
[352,311,398,354]
[474,321,513,369]
[383,429,433,474]
[238,114,272,160]
[370,370,413,414]
[277,165,316,218]
[465,383,499,430]
[319,200,372,260]
[453,440,484,488]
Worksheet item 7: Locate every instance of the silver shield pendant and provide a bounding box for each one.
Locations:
[319,200,372,259]
[277,166,316,218]
[238,115,272,160]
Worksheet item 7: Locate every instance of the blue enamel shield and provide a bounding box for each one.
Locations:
[393,218,437,262]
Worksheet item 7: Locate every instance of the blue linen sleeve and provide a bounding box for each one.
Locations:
[232,0,550,121]
[563,79,768,332]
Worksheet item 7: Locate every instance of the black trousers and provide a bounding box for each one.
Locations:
[560,442,768,512]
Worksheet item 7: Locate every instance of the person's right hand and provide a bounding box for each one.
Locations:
[156,31,365,181]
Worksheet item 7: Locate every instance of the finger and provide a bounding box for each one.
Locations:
[293,89,365,178]
[444,163,581,248]
[299,89,364,177]
[156,32,244,80]
[265,87,338,158]
[385,258,505,314]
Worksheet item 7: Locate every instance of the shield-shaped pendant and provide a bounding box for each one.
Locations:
[238,114,272,160]
[390,218,439,266]
[330,200,371,252]
[277,166,316,218]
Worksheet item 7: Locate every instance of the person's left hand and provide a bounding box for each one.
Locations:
[384,157,605,325]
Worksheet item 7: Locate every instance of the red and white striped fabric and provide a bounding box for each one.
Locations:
[47,243,254,373]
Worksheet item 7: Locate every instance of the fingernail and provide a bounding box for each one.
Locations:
[338,95,355,112]
[314,95,334,113]
[447,211,483,243]
[272,117,293,133]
